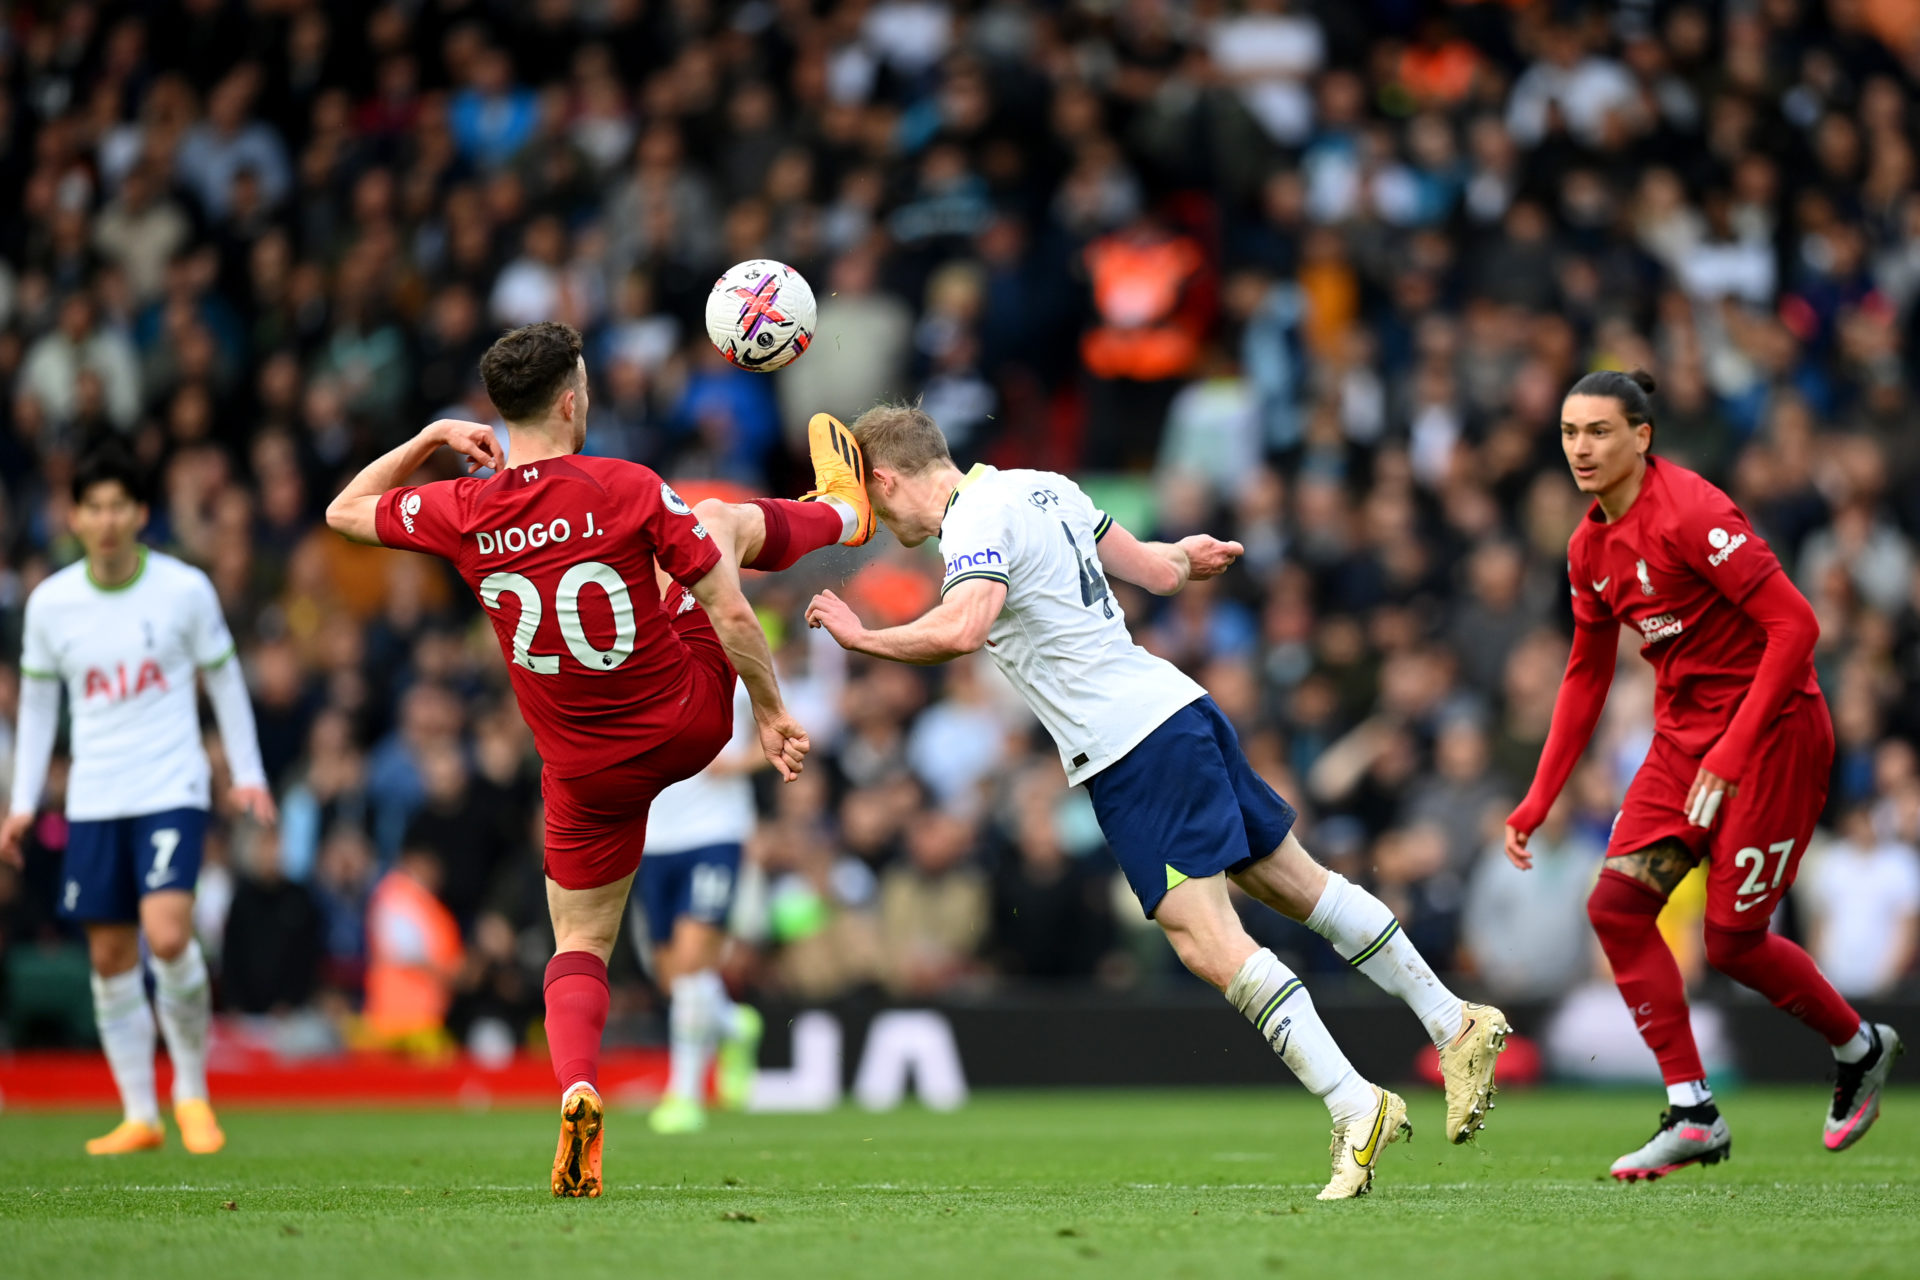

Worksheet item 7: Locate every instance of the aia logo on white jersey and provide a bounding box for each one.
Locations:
[84,661,169,701]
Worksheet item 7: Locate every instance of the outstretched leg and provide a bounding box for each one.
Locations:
[1233,833,1509,1143]
[675,410,874,584]
[1156,874,1408,1199]
[1233,834,1464,1046]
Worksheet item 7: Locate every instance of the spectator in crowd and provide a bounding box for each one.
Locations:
[360,845,463,1051]
[989,765,1116,982]
[1801,805,1920,998]
[1462,795,1606,1001]
[311,825,376,998]
[21,293,140,432]
[880,810,989,997]
[222,823,321,1015]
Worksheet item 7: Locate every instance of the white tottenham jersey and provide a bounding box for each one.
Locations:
[645,683,757,852]
[20,549,237,820]
[937,465,1203,786]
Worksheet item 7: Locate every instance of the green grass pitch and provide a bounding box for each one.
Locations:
[3,1088,1916,1279]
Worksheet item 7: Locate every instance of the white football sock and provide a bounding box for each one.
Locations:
[150,941,213,1104]
[699,969,744,1040]
[666,972,717,1102]
[1226,947,1375,1126]
[1304,871,1464,1047]
[1832,1022,1873,1064]
[820,496,858,543]
[1666,1079,1713,1108]
[91,967,159,1125]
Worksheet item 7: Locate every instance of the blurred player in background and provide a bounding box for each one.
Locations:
[326,321,870,1196]
[1,444,275,1156]
[640,681,765,1135]
[805,405,1509,1200]
[1505,370,1903,1181]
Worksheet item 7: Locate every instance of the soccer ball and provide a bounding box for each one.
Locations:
[705,259,817,372]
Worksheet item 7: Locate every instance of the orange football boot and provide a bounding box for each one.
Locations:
[175,1099,226,1154]
[800,412,875,546]
[551,1086,604,1198]
[86,1118,165,1155]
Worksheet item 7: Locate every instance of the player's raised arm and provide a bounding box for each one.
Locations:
[324,419,503,544]
[1096,520,1243,596]
[805,577,1007,665]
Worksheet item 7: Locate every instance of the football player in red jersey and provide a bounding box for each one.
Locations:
[1505,369,1902,1180]
[326,322,875,1196]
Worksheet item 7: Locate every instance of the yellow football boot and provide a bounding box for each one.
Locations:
[1318,1087,1411,1200]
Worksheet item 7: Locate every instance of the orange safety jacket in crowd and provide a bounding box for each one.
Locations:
[363,867,465,1039]
[1081,230,1207,382]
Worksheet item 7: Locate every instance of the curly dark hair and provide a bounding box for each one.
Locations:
[478,321,585,424]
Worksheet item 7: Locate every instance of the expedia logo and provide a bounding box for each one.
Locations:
[945,548,1002,576]
[1707,527,1748,567]
[401,491,421,533]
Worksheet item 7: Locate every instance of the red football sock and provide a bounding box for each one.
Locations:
[744,498,844,570]
[1704,923,1862,1045]
[1588,869,1707,1084]
[543,951,610,1094]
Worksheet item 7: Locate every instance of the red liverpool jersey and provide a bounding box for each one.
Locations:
[1566,456,1820,756]
[375,454,724,777]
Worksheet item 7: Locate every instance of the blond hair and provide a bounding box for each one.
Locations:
[849,402,952,475]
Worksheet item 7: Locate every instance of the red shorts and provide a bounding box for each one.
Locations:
[1606,691,1834,931]
[540,605,738,890]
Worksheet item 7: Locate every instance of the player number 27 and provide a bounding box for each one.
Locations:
[480,562,637,673]
[1732,838,1795,903]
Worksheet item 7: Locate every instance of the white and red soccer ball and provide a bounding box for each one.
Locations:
[704,259,817,372]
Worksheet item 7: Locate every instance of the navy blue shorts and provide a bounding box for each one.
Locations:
[636,842,742,943]
[1084,697,1297,917]
[60,808,209,923]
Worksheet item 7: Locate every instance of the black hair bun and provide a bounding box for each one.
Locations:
[1628,368,1657,395]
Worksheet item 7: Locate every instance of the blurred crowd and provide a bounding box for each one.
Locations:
[4,0,1920,1058]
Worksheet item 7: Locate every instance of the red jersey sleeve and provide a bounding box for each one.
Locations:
[640,476,723,587]
[1663,483,1781,605]
[375,479,467,558]
[1566,532,1612,628]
